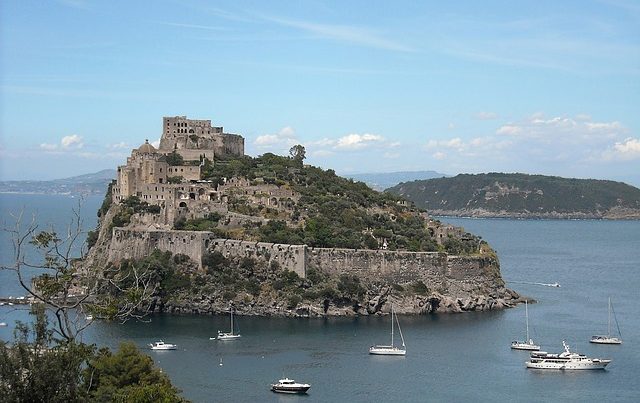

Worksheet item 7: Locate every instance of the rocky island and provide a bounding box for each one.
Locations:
[83,116,521,317]
[387,173,640,220]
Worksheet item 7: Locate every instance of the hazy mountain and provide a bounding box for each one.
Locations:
[386,173,640,219]
[0,169,116,195]
[346,170,449,191]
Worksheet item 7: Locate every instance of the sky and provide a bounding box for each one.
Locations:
[1,0,639,186]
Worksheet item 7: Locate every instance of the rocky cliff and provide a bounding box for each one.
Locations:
[84,219,520,317]
[81,150,520,317]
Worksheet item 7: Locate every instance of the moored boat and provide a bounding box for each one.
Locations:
[215,305,241,340]
[270,378,311,394]
[149,340,177,350]
[590,297,622,345]
[526,341,611,370]
[369,305,406,356]
[511,300,540,351]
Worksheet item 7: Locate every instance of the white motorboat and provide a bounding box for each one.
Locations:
[526,341,611,370]
[369,305,406,356]
[511,300,540,351]
[590,297,622,345]
[270,378,311,394]
[0,322,7,327]
[149,340,177,350]
[215,305,241,340]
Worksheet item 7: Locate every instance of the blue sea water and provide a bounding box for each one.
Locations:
[1,194,639,402]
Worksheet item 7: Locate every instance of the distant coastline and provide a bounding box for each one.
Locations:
[387,173,640,221]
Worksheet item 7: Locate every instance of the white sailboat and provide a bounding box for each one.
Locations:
[511,300,540,351]
[590,297,622,345]
[215,306,241,340]
[369,305,406,356]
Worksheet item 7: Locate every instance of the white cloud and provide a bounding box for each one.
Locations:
[432,152,446,160]
[383,152,400,159]
[335,133,384,150]
[496,124,522,135]
[496,115,626,143]
[39,143,58,151]
[108,141,130,150]
[254,126,298,148]
[151,139,160,148]
[39,134,84,152]
[602,137,640,161]
[61,134,84,149]
[425,137,464,150]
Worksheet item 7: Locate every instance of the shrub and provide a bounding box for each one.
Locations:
[412,280,429,295]
[287,294,302,309]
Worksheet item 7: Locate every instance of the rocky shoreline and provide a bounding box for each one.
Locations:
[149,286,525,318]
[430,206,640,220]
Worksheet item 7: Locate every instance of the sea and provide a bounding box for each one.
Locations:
[1,193,639,402]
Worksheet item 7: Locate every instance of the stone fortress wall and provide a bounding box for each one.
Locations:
[107,228,499,296]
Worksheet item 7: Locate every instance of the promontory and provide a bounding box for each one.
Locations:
[387,173,640,219]
[82,116,521,317]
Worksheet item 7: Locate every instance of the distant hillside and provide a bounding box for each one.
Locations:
[346,170,448,191]
[386,173,640,219]
[0,169,116,195]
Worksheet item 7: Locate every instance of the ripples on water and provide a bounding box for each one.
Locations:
[1,195,639,402]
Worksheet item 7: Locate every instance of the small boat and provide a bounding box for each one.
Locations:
[590,297,622,345]
[149,340,177,350]
[215,305,241,340]
[270,378,311,394]
[511,300,540,351]
[369,305,406,356]
[0,322,7,327]
[85,315,94,321]
[526,340,611,370]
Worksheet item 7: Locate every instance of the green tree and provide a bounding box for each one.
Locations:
[84,342,186,402]
[165,151,184,166]
[289,144,306,164]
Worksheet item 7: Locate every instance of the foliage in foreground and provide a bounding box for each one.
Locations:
[0,306,187,403]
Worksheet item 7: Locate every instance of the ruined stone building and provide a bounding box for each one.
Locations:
[111,116,297,226]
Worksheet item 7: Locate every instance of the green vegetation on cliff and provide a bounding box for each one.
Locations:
[387,173,640,218]
[196,152,447,252]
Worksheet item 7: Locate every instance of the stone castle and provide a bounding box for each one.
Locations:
[112,116,298,226]
[96,115,516,314]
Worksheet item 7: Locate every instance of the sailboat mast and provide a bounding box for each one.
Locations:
[525,300,530,341]
[607,297,611,337]
[391,306,394,347]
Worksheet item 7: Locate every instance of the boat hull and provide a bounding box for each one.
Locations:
[526,359,610,370]
[271,385,311,394]
[217,333,241,340]
[590,336,622,345]
[369,346,406,356]
[511,342,540,351]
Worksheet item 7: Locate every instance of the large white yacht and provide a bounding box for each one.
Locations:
[526,341,611,370]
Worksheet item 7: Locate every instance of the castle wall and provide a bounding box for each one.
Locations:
[106,229,500,296]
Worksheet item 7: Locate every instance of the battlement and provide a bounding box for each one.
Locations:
[159,115,243,157]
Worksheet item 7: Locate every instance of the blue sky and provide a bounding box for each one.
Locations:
[1,0,639,186]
